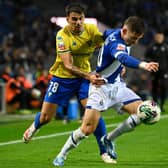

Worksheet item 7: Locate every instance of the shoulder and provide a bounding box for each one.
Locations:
[84,23,99,33]
[105,30,125,47]
[56,26,69,39]
[84,23,98,29]
[104,29,121,42]
[103,29,115,38]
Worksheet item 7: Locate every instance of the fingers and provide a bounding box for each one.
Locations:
[121,66,126,77]
[151,63,159,72]
[89,75,106,86]
[92,78,106,86]
[147,62,159,72]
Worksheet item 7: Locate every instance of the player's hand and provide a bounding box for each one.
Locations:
[88,73,106,86]
[145,62,159,72]
[139,61,159,72]
[121,66,126,77]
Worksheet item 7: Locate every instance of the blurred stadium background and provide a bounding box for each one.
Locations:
[0,1,168,167]
[0,0,168,115]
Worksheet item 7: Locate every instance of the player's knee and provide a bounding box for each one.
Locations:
[40,113,52,124]
[81,123,95,136]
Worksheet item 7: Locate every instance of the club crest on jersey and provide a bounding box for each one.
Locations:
[100,100,104,106]
[116,44,125,51]
[57,36,62,40]
[72,41,77,46]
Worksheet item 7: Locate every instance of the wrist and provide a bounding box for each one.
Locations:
[139,61,147,69]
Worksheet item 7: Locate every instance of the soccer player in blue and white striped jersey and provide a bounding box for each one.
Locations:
[53,16,159,166]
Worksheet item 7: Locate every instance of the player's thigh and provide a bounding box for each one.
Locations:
[122,100,142,114]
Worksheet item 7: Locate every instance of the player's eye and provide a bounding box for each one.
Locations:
[72,17,78,21]
[71,16,83,21]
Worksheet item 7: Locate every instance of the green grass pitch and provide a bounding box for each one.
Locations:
[0,105,168,168]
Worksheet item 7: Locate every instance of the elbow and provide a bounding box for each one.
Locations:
[118,57,127,65]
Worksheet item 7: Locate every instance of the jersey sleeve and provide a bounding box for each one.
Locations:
[56,30,70,54]
[109,42,140,68]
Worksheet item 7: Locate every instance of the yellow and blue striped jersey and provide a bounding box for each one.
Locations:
[49,23,103,78]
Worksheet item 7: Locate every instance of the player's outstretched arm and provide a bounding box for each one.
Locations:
[116,53,159,73]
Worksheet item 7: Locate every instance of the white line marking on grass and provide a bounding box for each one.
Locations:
[0,114,167,147]
[0,131,73,146]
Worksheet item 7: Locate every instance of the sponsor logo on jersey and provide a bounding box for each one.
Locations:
[58,41,66,50]
[48,92,52,97]
[116,44,125,51]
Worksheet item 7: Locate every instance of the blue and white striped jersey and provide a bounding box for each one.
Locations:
[96,28,141,83]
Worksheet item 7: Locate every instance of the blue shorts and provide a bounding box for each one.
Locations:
[44,76,89,106]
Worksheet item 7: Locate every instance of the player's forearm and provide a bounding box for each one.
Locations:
[117,53,140,68]
[65,64,90,79]
[117,53,158,72]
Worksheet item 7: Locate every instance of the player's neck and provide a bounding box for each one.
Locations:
[68,26,84,35]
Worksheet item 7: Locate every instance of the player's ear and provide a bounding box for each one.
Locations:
[122,26,128,35]
[66,17,69,23]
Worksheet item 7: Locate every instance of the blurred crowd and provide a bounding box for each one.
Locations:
[0,0,61,113]
[65,0,168,44]
[0,0,168,114]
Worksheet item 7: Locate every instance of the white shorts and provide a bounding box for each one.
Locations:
[86,81,141,113]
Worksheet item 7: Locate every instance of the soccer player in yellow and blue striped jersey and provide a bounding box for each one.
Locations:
[23,3,116,165]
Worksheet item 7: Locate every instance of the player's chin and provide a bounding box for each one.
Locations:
[75,26,82,31]
[127,41,136,46]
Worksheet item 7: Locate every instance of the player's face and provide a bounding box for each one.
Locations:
[122,26,143,45]
[67,12,85,34]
